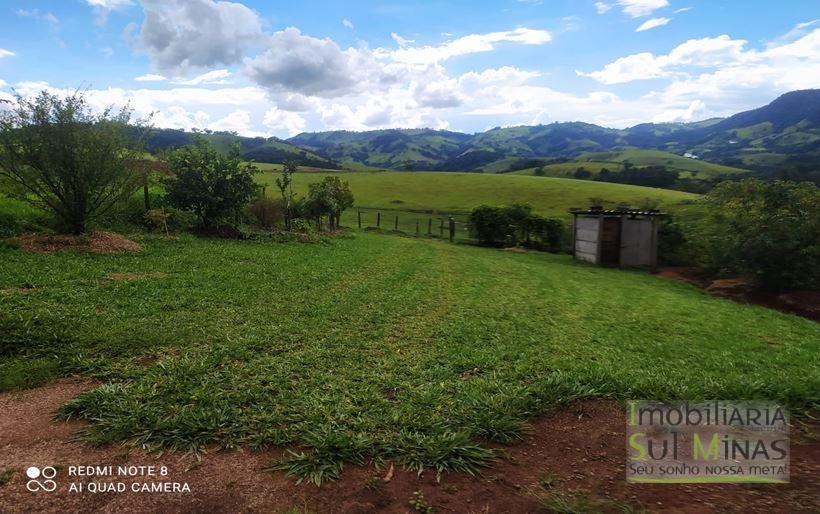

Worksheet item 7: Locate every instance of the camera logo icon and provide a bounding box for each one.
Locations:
[26,466,57,492]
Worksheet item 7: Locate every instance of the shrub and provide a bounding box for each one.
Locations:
[0,212,21,238]
[469,204,565,252]
[469,206,514,247]
[247,197,285,229]
[164,138,259,230]
[696,179,819,291]
[144,207,196,235]
[305,176,354,230]
[0,90,146,234]
[657,217,691,266]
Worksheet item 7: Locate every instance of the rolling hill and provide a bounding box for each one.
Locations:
[281,90,818,180]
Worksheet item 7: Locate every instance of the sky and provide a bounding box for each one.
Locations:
[0,0,818,138]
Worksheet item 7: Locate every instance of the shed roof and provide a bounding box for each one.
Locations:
[569,207,665,216]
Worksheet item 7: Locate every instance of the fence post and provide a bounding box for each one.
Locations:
[377,212,381,228]
[448,216,455,243]
[427,218,432,235]
[416,220,419,235]
[439,219,444,237]
[395,215,399,231]
[358,210,362,229]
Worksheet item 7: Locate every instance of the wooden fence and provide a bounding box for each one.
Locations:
[354,208,473,243]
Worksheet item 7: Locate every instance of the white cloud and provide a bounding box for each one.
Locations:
[636,17,671,32]
[342,18,354,30]
[171,69,232,86]
[594,2,612,14]
[135,74,167,82]
[579,34,750,84]
[382,28,552,64]
[0,80,7,88]
[245,27,363,97]
[16,9,60,30]
[673,7,692,14]
[84,0,133,26]
[617,0,669,17]
[136,0,264,73]
[0,49,15,58]
[263,107,307,136]
[391,32,415,46]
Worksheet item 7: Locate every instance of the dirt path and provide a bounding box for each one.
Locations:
[1,379,818,513]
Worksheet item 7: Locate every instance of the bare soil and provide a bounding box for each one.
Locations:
[0,380,817,513]
[105,272,168,282]
[15,232,142,255]
[657,267,820,321]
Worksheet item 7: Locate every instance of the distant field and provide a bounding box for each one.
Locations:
[258,171,698,222]
[511,149,749,179]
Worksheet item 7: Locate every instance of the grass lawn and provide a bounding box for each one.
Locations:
[1,233,817,481]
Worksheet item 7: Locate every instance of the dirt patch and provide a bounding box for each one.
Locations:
[1,382,817,513]
[15,232,142,255]
[657,267,819,321]
[106,272,168,282]
[0,284,37,295]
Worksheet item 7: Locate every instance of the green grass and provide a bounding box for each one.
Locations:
[259,171,697,220]
[1,233,817,481]
[512,149,749,179]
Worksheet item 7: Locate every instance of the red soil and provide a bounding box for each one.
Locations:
[15,232,142,255]
[0,379,817,513]
[657,267,819,321]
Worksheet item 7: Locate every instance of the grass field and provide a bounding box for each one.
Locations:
[511,149,749,179]
[260,171,697,218]
[1,233,817,480]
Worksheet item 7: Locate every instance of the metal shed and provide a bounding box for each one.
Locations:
[570,207,664,268]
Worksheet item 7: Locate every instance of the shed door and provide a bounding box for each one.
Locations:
[620,218,654,267]
[600,217,621,265]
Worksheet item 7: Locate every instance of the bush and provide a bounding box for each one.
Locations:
[469,204,565,252]
[144,207,196,235]
[0,212,21,238]
[247,197,285,229]
[657,217,691,266]
[696,179,819,291]
[164,138,259,230]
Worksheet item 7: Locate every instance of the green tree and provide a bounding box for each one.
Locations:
[306,176,354,230]
[164,138,259,230]
[0,90,145,234]
[277,160,297,229]
[697,179,819,291]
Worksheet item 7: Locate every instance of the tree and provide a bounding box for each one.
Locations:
[697,179,819,291]
[0,90,145,234]
[276,160,297,229]
[164,138,259,230]
[306,176,354,230]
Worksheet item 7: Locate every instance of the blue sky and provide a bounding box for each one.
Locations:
[1,0,818,137]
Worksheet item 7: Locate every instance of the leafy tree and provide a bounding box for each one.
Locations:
[469,203,565,251]
[276,160,297,229]
[306,176,354,230]
[164,138,259,230]
[697,179,819,291]
[0,90,145,234]
[573,167,592,179]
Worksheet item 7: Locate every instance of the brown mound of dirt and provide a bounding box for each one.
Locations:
[15,232,142,255]
[657,267,819,321]
[1,380,818,513]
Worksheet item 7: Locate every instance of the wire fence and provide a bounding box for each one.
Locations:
[351,207,475,243]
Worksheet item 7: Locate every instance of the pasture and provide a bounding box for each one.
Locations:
[1,233,817,482]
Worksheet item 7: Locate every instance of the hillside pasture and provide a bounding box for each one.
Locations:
[258,171,697,221]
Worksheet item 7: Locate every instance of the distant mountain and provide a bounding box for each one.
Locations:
[145,91,820,182]
[143,128,341,169]
[288,129,472,170]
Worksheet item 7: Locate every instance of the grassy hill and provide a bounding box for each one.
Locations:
[511,149,749,179]
[2,233,817,474]
[258,171,697,221]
